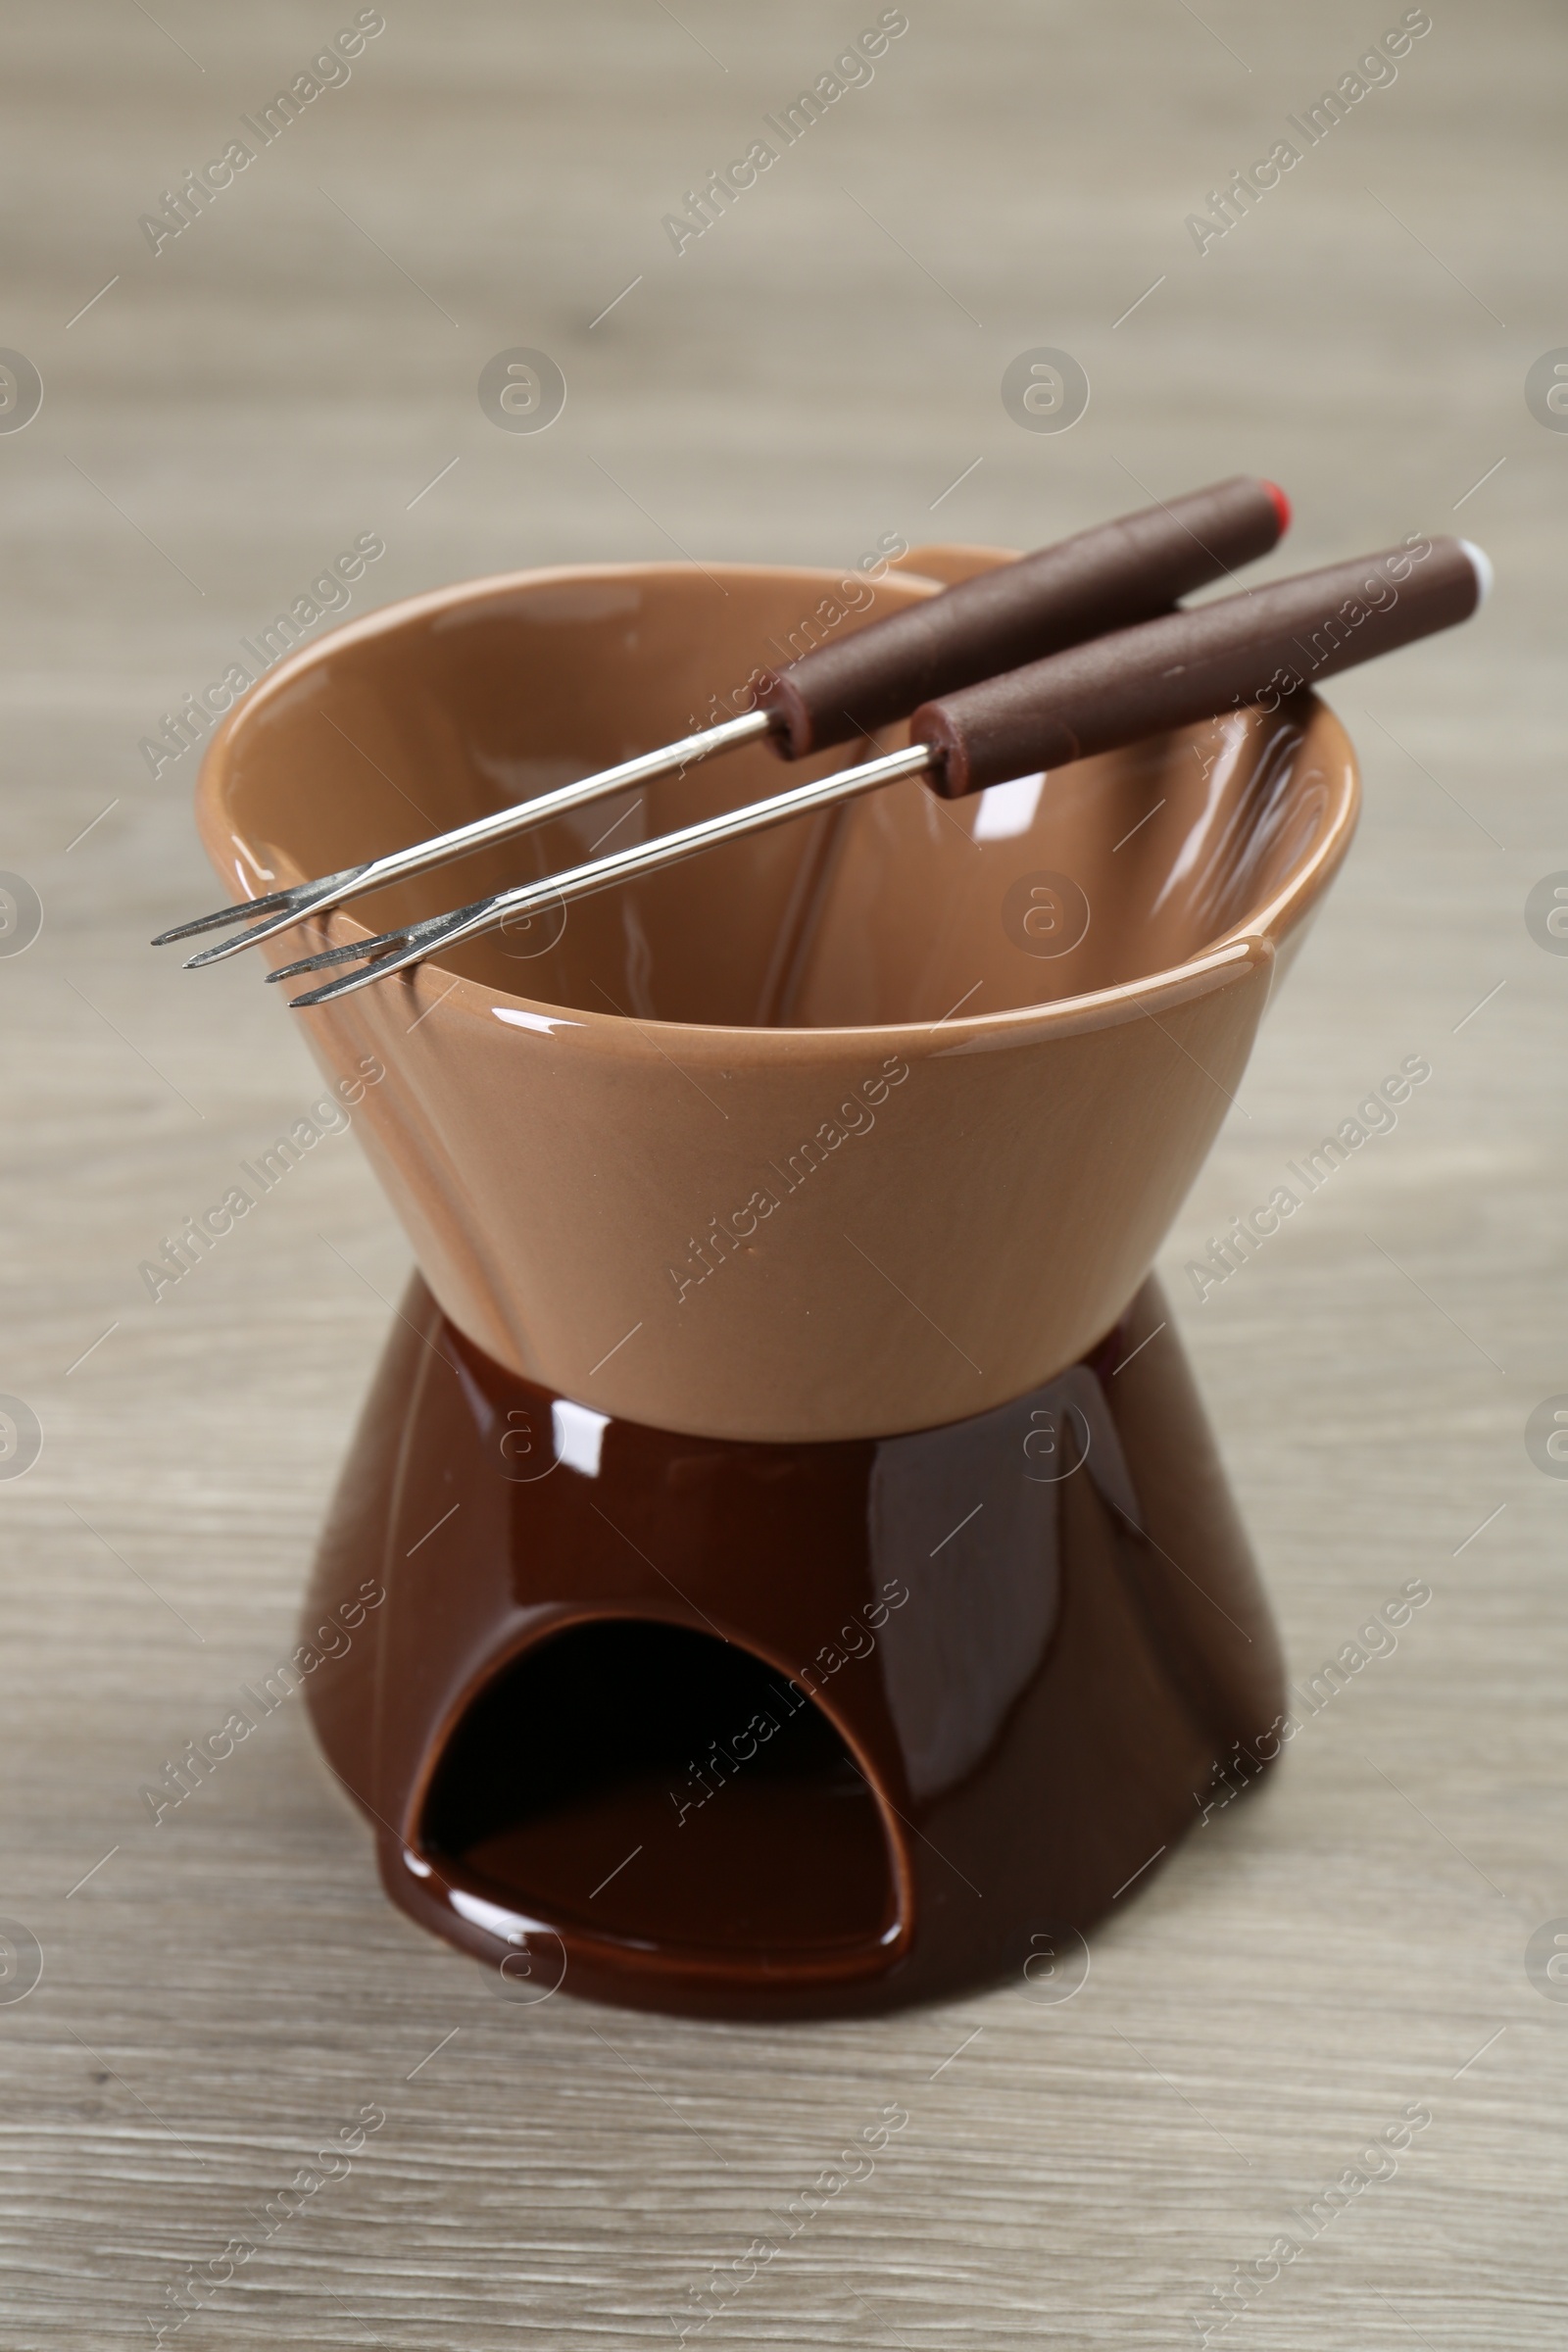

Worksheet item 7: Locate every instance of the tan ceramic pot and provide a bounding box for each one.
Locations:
[195,553,1358,1444]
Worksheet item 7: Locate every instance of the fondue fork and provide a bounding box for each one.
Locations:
[271,535,1490,1009]
[153,475,1290,965]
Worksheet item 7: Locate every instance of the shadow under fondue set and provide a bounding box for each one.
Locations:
[194,546,1358,2018]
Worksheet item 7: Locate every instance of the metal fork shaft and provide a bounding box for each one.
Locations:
[279,741,935,1007]
[158,707,776,962]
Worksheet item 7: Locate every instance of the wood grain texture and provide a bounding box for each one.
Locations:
[0,1,1564,2344]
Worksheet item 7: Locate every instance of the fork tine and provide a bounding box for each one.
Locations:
[267,929,414,981]
[181,872,371,969]
[282,901,497,1005]
[156,862,371,955]
[151,890,297,945]
[287,932,445,1008]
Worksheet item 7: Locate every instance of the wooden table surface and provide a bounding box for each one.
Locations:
[2,2,1564,2344]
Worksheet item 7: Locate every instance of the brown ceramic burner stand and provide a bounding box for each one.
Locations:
[305,1270,1283,2019]
[193,545,1360,2017]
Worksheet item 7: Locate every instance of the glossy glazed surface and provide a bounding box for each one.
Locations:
[196,558,1359,1442]
[305,1274,1286,2018]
